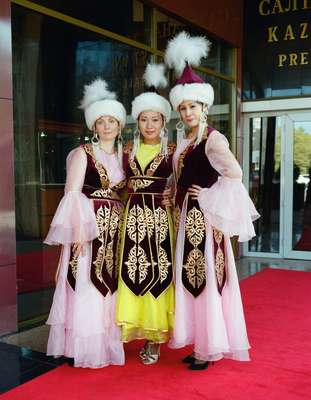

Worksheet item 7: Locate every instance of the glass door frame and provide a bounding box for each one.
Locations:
[283,113,311,260]
[242,107,311,260]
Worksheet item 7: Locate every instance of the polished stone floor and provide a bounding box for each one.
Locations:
[0,342,66,394]
[0,257,310,394]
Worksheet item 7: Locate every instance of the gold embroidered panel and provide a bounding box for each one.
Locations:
[182,202,207,298]
[120,195,173,299]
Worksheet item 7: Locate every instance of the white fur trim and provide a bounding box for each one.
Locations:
[169,83,214,111]
[85,99,126,129]
[165,31,211,76]
[79,79,116,110]
[131,92,171,122]
[143,64,167,89]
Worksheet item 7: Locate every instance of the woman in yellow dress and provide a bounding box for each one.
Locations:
[116,64,175,364]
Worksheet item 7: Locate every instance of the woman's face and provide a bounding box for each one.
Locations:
[179,101,203,129]
[138,111,163,143]
[95,115,119,141]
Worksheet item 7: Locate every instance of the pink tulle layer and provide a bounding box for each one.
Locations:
[46,245,124,368]
[44,191,99,245]
[198,177,260,242]
[169,196,250,362]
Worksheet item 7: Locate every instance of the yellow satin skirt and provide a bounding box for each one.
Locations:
[116,280,174,343]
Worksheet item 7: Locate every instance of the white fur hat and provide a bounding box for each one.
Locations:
[79,79,126,129]
[131,64,171,122]
[169,80,214,111]
[165,31,214,111]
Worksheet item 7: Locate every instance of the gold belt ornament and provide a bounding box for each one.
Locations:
[90,188,122,201]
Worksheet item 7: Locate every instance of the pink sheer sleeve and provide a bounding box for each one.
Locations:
[197,131,260,242]
[44,147,99,245]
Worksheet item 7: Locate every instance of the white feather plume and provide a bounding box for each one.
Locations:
[165,31,211,76]
[143,63,168,89]
[79,78,116,110]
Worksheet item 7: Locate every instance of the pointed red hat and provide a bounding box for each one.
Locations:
[165,31,214,111]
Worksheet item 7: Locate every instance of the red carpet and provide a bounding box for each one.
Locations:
[2,268,311,400]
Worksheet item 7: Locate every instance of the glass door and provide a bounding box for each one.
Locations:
[244,115,283,257]
[243,111,311,260]
[283,113,311,260]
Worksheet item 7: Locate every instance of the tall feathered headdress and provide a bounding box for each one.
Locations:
[164,31,214,111]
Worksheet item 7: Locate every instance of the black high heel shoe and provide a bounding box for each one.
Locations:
[66,357,75,367]
[188,360,210,370]
[182,354,195,364]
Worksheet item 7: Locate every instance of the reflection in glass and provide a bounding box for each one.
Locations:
[292,122,311,252]
[12,4,150,323]
[248,117,281,253]
[156,11,233,76]
[22,0,152,45]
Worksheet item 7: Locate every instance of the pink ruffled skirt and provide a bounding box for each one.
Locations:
[46,245,125,368]
[169,197,250,362]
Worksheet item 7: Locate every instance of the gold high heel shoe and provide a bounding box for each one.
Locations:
[141,343,160,365]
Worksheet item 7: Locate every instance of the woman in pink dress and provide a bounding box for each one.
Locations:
[165,32,260,370]
[44,79,126,368]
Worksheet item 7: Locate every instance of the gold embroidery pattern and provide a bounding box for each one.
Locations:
[106,206,120,277]
[154,207,169,243]
[69,256,78,279]
[154,207,171,283]
[125,245,152,284]
[115,210,124,279]
[176,144,192,182]
[93,205,111,283]
[184,206,206,289]
[129,159,140,176]
[105,242,114,277]
[90,188,121,201]
[213,229,225,288]
[84,144,110,189]
[158,247,171,283]
[146,153,164,176]
[174,206,181,236]
[186,207,205,247]
[131,179,154,192]
[185,248,205,288]
[127,204,154,243]
[126,204,155,284]
[93,205,121,282]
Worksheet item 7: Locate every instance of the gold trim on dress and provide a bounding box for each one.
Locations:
[213,228,225,289]
[129,159,141,177]
[186,207,205,248]
[184,206,206,289]
[131,178,154,192]
[185,248,205,288]
[174,206,181,238]
[154,206,171,283]
[93,205,111,283]
[125,204,155,284]
[90,188,122,201]
[176,144,191,182]
[69,255,78,279]
[125,245,152,284]
[84,144,110,189]
[145,153,164,176]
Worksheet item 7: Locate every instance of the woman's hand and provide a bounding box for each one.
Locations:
[162,187,173,207]
[72,242,85,258]
[188,184,203,200]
